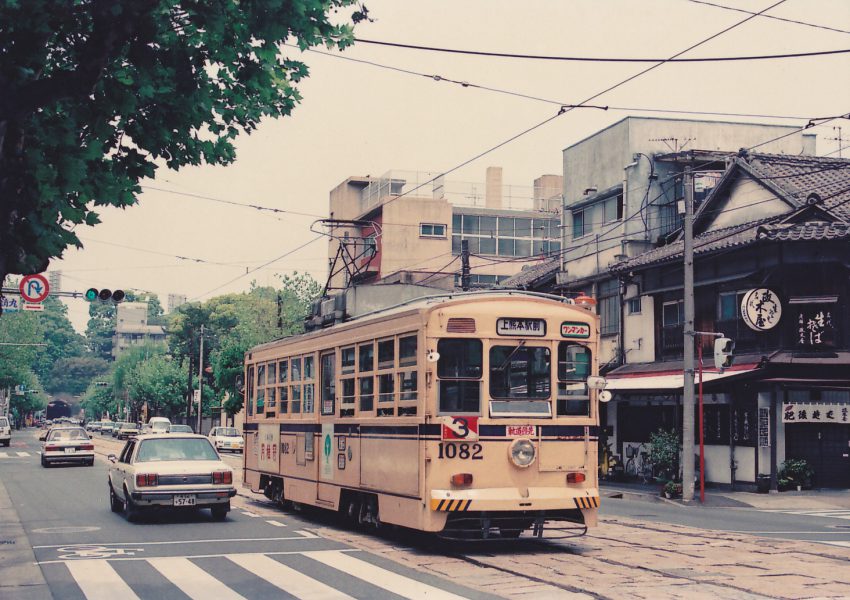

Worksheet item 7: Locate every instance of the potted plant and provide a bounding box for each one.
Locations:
[649,428,679,483]
[663,481,682,499]
[777,459,814,491]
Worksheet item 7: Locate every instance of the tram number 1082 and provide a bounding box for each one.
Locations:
[437,442,483,460]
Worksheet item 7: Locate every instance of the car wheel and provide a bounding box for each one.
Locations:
[2,440,9,447]
[123,487,141,522]
[109,484,123,513]
[210,502,230,521]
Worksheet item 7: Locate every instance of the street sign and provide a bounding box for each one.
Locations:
[19,274,50,303]
[193,389,201,404]
[1,296,21,312]
[23,302,44,312]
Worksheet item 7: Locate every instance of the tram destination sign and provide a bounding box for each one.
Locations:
[561,321,591,339]
[496,318,546,337]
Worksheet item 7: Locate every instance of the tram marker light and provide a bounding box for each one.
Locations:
[451,473,473,487]
[566,472,586,484]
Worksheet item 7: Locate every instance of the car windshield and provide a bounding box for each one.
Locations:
[171,425,192,433]
[122,423,139,430]
[0,417,8,427]
[48,428,88,441]
[135,438,218,462]
[219,428,239,437]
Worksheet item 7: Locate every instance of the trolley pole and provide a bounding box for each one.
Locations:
[460,239,471,291]
[197,324,204,435]
[682,167,696,502]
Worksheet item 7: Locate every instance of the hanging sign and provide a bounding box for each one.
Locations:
[320,423,334,479]
[758,407,770,448]
[782,403,850,423]
[741,288,782,331]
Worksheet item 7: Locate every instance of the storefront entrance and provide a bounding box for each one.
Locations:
[785,424,850,488]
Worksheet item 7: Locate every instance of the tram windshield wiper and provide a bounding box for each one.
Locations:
[496,340,526,371]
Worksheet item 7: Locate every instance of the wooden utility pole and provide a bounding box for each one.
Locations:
[197,324,204,434]
[682,167,696,502]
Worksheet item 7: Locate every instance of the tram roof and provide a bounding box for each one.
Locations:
[249,290,585,353]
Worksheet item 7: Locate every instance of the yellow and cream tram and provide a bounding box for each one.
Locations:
[242,291,606,538]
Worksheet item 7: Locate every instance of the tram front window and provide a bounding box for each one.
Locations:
[488,344,552,417]
[437,339,482,414]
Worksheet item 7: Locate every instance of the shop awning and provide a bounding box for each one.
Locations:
[605,368,759,392]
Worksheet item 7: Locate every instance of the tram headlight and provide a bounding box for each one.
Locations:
[508,438,536,468]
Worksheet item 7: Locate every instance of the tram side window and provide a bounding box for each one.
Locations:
[321,353,335,416]
[246,366,255,418]
[399,335,417,367]
[378,373,394,416]
[378,339,394,370]
[278,360,288,415]
[303,355,315,414]
[341,347,355,374]
[266,362,277,412]
[558,343,591,416]
[340,378,355,417]
[437,339,482,414]
[398,371,418,416]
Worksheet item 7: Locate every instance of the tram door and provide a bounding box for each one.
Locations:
[317,352,338,502]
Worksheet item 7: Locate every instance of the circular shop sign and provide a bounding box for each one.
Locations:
[19,274,50,303]
[741,288,782,331]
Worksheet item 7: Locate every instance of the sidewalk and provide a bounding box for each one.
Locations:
[0,476,52,600]
[602,479,850,510]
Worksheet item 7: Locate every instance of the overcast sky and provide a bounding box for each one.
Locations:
[49,0,850,332]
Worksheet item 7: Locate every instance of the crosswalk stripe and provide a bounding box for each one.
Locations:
[241,511,260,517]
[768,509,850,520]
[820,540,850,548]
[148,557,246,600]
[16,451,29,457]
[304,550,469,600]
[65,559,140,600]
[0,452,6,458]
[265,519,286,527]
[228,553,354,600]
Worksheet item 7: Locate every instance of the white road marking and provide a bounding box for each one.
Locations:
[35,535,306,549]
[0,452,6,458]
[240,511,260,517]
[304,550,470,600]
[39,548,360,566]
[228,553,354,599]
[265,519,286,527]
[148,557,246,600]
[16,451,30,457]
[819,540,850,548]
[760,509,850,521]
[65,559,140,600]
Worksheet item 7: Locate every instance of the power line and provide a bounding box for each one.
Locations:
[685,0,850,36]
[352,37,850,63]
[78,237,244,268]
[141,185,325,219]
[298,44,818,122]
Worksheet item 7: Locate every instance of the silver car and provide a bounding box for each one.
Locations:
[41,427,95,467]
[0,415,11,447]
[107,434,235,521]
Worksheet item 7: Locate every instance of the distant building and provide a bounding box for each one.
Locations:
[168,293,188,313]
[327,167,563,291]
[47,271,61,293]
[112,302,166,359]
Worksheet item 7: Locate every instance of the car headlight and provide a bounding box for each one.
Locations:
[508,438,536,468]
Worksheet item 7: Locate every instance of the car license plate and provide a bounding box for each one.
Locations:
[173,494,196,506]
[64,447,75,454]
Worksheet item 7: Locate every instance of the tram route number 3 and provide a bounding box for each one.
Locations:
[441,416,479,440]
[438,442,483,460]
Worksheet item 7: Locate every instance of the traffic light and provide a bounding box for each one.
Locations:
[714,337,735,371]
[85,288,125,302]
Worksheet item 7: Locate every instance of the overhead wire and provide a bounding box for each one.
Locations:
[685,0,850,36]
[351,38,850,63]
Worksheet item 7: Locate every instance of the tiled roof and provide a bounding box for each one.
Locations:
[742,153,850,220]
[756,221,850,242]
[499,257,559,289]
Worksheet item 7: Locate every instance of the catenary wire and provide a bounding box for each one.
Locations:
[685,0,850,36]
[351,38,850,63]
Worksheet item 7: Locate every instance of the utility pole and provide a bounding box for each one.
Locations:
[682,167,696,502]
[460,239,470,291]
[197,324,204,434]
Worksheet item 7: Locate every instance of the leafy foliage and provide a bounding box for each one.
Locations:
[43,356,110,395]
[778,458,814,490]
[649,428,680,482]
[0,0,364,299]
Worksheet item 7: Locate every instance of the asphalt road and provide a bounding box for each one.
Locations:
[600,494,850,548]
[1,429,497,600]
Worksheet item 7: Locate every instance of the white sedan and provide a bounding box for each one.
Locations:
[41,427,95,467]
[107,434,236,521]
[208,426,244,453]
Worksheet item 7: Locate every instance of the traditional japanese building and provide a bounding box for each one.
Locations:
[607,151,850,489]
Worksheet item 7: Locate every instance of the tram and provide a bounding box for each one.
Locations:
[242,291,606,538]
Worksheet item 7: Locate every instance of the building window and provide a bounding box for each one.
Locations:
[627,298,641,315]
[572,210,586,239]
[718,291,746,321]
[663,300,685,326]
[453,214,559,258]
[598,279,620,336]
[602,194,623,224]
[420,223,446,238]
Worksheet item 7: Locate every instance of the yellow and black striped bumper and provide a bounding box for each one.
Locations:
[431,498,473,512]
[574,496,599,509]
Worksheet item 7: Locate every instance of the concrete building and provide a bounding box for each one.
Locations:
[326,167,563,291]
[168,293,188,313]
[47,271,61,293]
[112,301,166,359]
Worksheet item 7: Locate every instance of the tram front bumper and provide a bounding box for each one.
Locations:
[430,487,600,513]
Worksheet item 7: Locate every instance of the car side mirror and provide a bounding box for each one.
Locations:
[108,454,117,463]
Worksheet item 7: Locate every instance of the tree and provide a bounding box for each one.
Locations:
[32,296,87,383]
[85,290,165,359]
[43,356,110,395]
[0,0,366,308]
[126,354,185,418]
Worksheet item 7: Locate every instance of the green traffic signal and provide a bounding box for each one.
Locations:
[85,288,98,301]
[84,288,125,303]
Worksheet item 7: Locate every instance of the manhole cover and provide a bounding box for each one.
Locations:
[32,526,101,534]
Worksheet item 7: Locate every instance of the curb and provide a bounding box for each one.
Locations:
[0,476,53,600]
